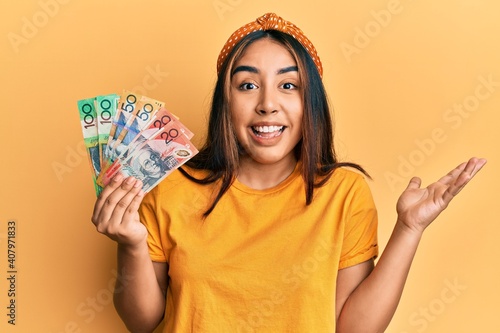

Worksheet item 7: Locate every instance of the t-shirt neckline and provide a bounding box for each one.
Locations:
[232,162,302,194]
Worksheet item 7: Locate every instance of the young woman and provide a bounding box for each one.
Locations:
[91,13,486,333]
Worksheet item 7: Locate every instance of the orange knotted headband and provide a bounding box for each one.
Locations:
[216,13,323,78]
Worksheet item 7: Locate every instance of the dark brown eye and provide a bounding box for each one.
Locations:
[281,82,297,90]
[239,82,257,90]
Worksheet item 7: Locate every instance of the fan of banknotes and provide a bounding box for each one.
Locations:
[77,91,198,196]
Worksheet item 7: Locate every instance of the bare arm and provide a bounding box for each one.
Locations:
[92,175,166,333]
[336,157,487,333]
[336,223,420,332]
[113,244,167,333]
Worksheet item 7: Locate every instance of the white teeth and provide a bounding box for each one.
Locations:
[253,126,283,133]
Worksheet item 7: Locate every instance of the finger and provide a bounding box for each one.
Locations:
[436,161,468,186]
[121,184,145,229]
[454,158,486,187]
[467,157,487,178]
[105,177,143,226]
[405,177,422,190]
[436,157,486,186]
[451,158,486,191]
[91,173,125,225]
[94,176,140,233]
[443,157,487,202]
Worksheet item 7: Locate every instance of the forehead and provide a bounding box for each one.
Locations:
[234,38,297,67]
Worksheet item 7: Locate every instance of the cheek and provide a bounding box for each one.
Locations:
[284,95,303,117]
[227,108,245,144]
[229,104,246,129]
[228,99,238,122]
[291,108,304,131]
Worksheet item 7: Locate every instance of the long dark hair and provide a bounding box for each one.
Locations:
[180,30,368,216]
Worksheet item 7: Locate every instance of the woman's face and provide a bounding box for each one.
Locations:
[229,38,303,168]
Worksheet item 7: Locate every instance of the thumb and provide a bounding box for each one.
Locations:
[406,177,422,190]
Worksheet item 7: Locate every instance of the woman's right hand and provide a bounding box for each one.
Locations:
[91,174,148,247]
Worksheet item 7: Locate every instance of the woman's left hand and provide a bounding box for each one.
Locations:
[396,157,487,235]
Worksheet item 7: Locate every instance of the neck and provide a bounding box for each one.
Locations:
[236,156,298,190]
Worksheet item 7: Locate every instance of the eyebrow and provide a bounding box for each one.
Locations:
[231,65,298,76]
[232,65,258,76]
[277,66,298,75]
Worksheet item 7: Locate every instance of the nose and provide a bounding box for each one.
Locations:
[256,85,278,115]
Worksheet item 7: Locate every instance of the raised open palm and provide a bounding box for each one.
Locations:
[396,157,487,234]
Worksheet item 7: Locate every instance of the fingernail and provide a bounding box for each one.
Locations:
[125,177,135,185]
[113,174,123,182]
[134,180,142,188]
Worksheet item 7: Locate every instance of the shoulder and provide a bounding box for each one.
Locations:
[313,166,375,207]
[323,167,370,190]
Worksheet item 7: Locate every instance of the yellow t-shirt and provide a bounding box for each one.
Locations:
[139,164,378,333]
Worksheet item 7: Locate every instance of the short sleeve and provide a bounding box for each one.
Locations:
[338,175,379,269]
[138,186,168,262]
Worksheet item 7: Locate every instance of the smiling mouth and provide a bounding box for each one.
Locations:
[251,125,285,138]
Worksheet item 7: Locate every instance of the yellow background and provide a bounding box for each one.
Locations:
[1,0,499,332]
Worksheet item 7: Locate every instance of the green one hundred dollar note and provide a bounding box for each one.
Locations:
[77,97,102,196]
[95,94,119,171]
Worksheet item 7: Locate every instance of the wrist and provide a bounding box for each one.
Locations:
[394,219,424,242]
[117,239,149,257]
